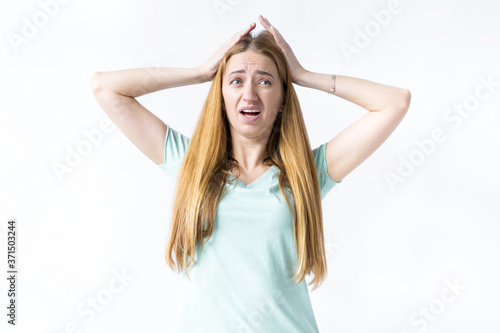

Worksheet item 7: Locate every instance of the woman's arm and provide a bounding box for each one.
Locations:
[92,67,205,98]
[298,72,411,182]
[91,22,257,165]
[296,72,410,113]
[91,68,202,165]
[258,15,411,182]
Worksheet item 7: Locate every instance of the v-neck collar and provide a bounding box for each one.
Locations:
[229,165,278,189]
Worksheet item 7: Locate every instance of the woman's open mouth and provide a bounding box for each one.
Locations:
[239,107,261,123]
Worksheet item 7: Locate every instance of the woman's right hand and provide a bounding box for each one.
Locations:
[196,22,256,82]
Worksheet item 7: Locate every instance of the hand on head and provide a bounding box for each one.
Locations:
[196,22,256,82]
[196,15,307,84]
[257,15,307,84]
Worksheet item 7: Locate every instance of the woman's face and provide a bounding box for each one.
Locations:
[222,50,284,141]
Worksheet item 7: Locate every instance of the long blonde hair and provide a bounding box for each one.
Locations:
[166,30,327,290]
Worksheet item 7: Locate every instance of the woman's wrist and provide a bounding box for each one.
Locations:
[193,66,215,84]
[291,68,310,87]
[141,67,206,93]
[294,70,334,94]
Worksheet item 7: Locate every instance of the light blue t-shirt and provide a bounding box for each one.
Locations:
[158,125,341,333]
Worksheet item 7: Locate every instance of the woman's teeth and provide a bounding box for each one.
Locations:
[241,110,260,116]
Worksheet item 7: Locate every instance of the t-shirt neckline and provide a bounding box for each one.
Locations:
[229,165,278,189]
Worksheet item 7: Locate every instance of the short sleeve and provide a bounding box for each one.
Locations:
[312,142,342,200]
[157,125,191,179]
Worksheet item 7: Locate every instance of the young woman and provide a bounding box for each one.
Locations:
[92,15,410,333]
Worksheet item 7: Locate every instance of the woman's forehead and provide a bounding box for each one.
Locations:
[225,50,278,76]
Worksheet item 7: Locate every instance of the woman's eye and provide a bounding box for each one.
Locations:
[229,79,271,85]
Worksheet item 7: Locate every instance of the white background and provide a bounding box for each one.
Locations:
[1,0,499,332]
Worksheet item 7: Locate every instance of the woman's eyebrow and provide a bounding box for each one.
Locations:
[228,69,275,79]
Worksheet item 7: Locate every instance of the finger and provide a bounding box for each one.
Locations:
[272,25,283,39]
[262,17,278,35]
[236,22,256,39]
[221,22,255,51]
[258,15,282,40]
[258,14,269,24]
[258,15,272,29]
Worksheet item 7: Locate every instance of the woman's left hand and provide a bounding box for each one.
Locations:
[258,15,308,85]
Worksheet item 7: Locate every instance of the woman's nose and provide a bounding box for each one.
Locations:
[242,82,258,102]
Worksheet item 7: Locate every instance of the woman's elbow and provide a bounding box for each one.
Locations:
[91,71,103,94]
[402,88,411,111]
[395,88,411,113]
